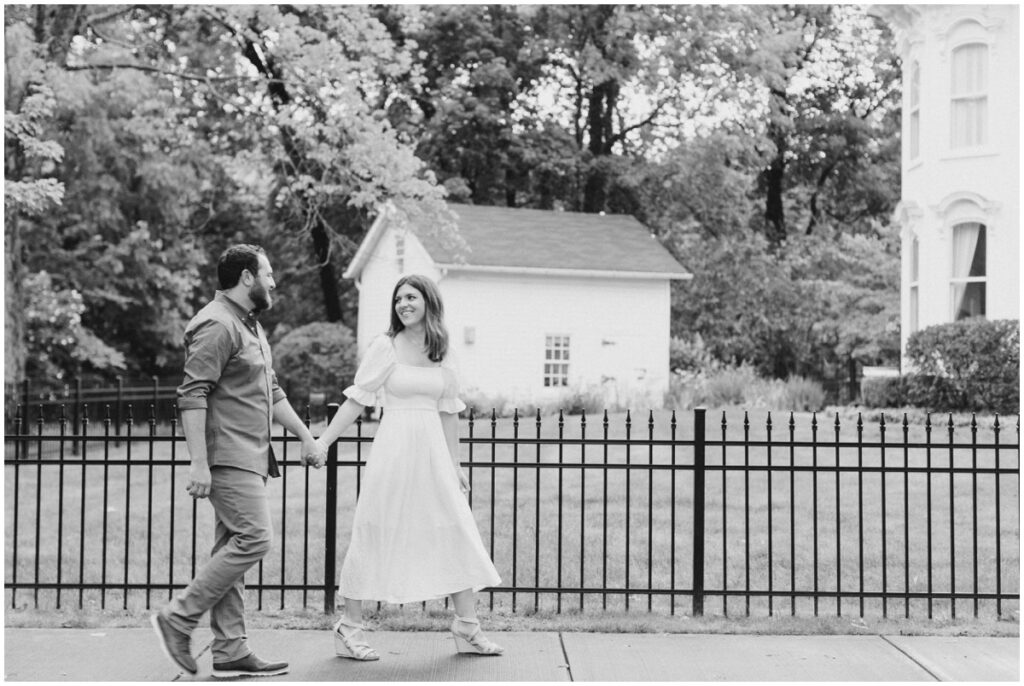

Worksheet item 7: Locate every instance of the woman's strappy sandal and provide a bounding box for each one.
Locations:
[450,616,504,656]
[333,616,380,661]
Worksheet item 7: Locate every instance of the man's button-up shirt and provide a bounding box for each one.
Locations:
[177,291,286,477]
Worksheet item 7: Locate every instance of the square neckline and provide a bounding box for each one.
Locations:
[389,335,442,369]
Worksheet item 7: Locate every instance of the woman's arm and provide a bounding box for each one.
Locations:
[316,398,367,448]
[441,411,469,493]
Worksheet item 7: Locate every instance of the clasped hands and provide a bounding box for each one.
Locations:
[301,437,330,469]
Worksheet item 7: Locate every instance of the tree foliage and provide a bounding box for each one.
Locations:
[5,3,904,393]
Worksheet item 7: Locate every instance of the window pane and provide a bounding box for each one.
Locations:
[910,286,919,333]
[910,111,920,158]
[910,61,920,107]
[952,223,985,278]
[952,44,987,95]
[953,282,986,320]
[910,236,919,282]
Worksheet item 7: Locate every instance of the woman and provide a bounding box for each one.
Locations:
[315,274,503,660]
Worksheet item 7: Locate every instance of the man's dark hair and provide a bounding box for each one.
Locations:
[217,244,265,289]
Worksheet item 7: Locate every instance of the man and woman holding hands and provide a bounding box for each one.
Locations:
[151,244,502,678]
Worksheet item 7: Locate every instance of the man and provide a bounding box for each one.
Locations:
[152,244,325,678]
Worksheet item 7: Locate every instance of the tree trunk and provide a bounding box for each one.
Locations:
[311,222,343,322]
[763,130,787,246]
[582,80,619,213]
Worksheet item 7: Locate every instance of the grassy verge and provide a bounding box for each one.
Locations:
[5,604,1019,637]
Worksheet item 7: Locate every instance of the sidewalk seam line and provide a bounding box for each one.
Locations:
[880,635,941,682]
[558,632,574,682]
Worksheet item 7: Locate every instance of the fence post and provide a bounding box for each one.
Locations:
[22,378,29,424]
[692,407,706,617]
[324,402,339,615]
[152,375,159,420]
[115,375,124,445]
[73,377,82,456]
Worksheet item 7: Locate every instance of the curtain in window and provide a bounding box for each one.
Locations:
[951,222,985,320]
[951,44,988,147]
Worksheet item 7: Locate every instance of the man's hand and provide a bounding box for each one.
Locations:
[187,463,212,499]
[301,437,326,469]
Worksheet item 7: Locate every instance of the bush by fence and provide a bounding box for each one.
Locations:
[273,321,358,405]
[905,319,1019,414]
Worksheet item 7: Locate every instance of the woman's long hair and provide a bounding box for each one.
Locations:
[387,274,449,362]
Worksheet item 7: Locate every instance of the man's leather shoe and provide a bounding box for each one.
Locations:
[212,653,289,678]
[151,612,197,674]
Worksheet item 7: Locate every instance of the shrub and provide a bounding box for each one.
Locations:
[781,376,827,411]
[701,364,760,407]
[905,319,1019,414]
[273,322,357,405]
[861,377,903,408]
[670,334,720,374]
[557,387,601,415]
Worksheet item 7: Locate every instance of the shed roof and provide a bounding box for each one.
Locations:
[345,203,690,280]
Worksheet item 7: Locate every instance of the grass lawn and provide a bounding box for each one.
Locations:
[5,407,1019,633]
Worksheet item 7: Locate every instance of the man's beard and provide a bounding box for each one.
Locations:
[251,283,272,312]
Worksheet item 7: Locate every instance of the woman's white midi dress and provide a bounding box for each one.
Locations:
[338,334,501,604]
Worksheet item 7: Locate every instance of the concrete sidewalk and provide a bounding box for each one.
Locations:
[3,627,1019,682]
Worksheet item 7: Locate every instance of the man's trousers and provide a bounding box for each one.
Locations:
[163,467,272,663]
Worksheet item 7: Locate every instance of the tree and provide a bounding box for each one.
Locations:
[4,4,461,381]
[713,4,901,245]
[669,227,899,382]
[6,14,69,397]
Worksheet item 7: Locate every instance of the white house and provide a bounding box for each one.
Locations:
[343,203,691,410]
[881,5,1020,367]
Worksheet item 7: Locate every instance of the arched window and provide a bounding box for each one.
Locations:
[950,222,986,320]
[909,61,920,159]
[950,43,988,148]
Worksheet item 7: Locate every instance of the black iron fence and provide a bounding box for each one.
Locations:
[4,404,1019,620]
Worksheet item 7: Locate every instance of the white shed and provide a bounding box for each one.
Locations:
[881,5,1020,367]
[343,203,691,410]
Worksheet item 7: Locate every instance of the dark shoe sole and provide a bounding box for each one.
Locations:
[211,666,289,678]
[150,613,198,675]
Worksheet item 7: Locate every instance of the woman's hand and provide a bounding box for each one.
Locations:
[458,467,471,495]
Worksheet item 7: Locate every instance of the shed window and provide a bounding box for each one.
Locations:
[544,335,570,387]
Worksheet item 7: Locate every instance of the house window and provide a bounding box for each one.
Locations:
[950,43,988,148]
[909,61,920,160]
[950,222,986,320]
[543,335,570,387]
[909,236,919,334]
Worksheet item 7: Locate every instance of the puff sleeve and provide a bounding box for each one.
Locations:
[438,350,467,414]
[343,334,396,407]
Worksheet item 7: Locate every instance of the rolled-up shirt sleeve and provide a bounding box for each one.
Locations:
[177,319,235,411]
[270,368,288,405]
